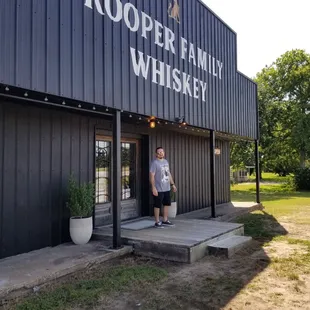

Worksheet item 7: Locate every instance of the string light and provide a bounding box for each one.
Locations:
[149,116,156,128]
[1,87,212,134]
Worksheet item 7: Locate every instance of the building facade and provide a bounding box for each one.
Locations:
[0,0,258,259]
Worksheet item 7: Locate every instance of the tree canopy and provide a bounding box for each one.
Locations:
[231,49,310,176]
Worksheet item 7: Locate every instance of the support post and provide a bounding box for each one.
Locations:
[255,83,260,204]
[113,110,121,248]
[210,130,216,218]
[255,139,260,204]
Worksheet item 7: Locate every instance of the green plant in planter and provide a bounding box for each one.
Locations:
[170,185,176,202]
[67,175,95,218]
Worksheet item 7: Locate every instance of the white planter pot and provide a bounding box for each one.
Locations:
[69,216,93,245]
[168,202,177,218]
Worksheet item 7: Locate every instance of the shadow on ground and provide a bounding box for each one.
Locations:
[95,211,290,310]
[135,211,290,310]
[3,212,290,310]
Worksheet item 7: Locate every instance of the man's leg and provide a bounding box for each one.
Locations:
[154,207,160,223]
[153,193,163,227]
[163,205,169,222]
[161,191,174,226]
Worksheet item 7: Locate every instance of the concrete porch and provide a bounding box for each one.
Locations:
[93,202,261,263]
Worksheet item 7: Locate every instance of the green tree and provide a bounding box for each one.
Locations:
[230,140,254,170]
[255,49,310,172]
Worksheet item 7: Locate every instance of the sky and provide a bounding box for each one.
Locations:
[202,0,310,79]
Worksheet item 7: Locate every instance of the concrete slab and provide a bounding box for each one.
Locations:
[177,201,263,222]
[0,241,132,300]
[93,219,245,263]
[208,235,253,258]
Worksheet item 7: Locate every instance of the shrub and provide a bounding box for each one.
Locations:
[67,175,95,218]
[294,168,310,191]
[282,175,297,191]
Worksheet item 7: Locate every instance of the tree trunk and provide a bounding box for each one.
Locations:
[300,149,306,168]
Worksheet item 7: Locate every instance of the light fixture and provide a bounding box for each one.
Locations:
[93,106,96,110]
[5,86,9,91]
[62,101,66,105]
[24,92,28,97]
[44,97,48,101]
[148,116,156,128]
[215,147,221,155]
[129,114,132,118]
[78,104,81,108]
[175,116,186,125]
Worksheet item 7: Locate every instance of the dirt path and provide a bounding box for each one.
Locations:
[95,221,310,310]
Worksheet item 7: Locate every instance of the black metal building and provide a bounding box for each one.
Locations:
[0,0,258,259]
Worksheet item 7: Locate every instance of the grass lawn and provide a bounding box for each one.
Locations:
[7,181,310,310]
[248,172,290,183]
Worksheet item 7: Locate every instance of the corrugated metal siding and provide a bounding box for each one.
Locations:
[0,0,257,139]
[0,99,230,258]
[232,73,257,139]
[0,100,100,259]
[149,130,230,214]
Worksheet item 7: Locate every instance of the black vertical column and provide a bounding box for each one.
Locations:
[210,130,216,218]
[113,110,121,248]
[255,84,260,204]
[255,140,260,204]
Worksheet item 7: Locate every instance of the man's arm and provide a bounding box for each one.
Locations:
[169,172,177,192]
[150,172,155,188]
[150,171,158,196]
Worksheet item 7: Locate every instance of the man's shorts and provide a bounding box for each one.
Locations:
[153,191,171,208]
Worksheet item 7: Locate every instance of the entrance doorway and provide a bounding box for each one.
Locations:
[94,135,141,227]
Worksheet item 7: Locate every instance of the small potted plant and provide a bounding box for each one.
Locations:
[67,175,95,245]
[168,185,177,218]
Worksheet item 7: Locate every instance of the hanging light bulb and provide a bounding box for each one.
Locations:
[149,116,156,129]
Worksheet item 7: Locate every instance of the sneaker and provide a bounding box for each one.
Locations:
[154,222,164,228]
[161,220,175,226]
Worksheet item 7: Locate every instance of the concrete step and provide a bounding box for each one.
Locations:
[207,235,252,258]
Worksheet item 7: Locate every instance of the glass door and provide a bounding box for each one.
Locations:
[94,136,141,227]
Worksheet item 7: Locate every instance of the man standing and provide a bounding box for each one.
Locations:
[150,147,177,228]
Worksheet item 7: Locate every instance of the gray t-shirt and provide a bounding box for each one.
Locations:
[150,159,171,192]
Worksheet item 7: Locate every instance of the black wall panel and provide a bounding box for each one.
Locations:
[0,101,101,258]
[149,130,230,215]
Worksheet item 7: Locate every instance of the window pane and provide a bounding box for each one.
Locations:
[121,142,136,200]
[96,140,111,203]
